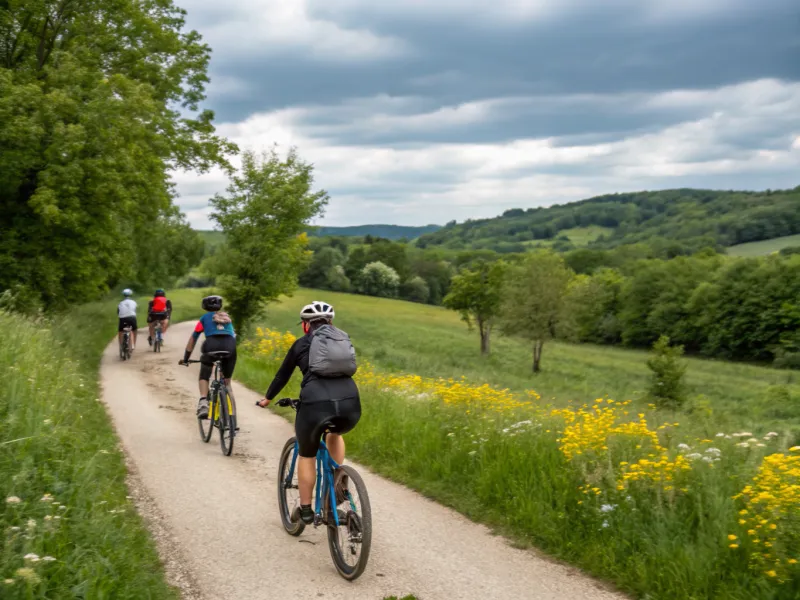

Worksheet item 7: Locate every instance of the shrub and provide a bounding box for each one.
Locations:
[647,335,688,409]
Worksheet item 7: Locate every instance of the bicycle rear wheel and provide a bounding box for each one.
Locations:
[218,387,234,456]
[277,438,305,536]
[198,389,216,443]
[327,465,372,581]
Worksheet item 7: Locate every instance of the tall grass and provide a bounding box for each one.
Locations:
[0,291,205,597]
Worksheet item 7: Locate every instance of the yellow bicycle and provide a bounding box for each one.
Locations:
[186,353,237,456]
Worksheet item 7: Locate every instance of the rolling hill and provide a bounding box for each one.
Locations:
[416,187,800,254]
[308,224,441,240]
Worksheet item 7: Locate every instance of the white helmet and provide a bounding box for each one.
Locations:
[122,288,133,297]
[300,300,334,322]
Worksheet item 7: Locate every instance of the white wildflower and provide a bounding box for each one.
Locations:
[601,521,609,528]
[40,493,54,503]
[3,579,13,585]
[736,442,750,448]
[705,448,722,457]
[26,519,36,530]
[686,453,702,461]
[600,504,616,513]
[10,526,20,532]
[756,443,766,447]
[43,419,52,425]
[716,433,725,438]
[58,505,66,511]
[468,450,477,456]
[446,433,455,438]
[6,496,21,504]
[677,443,691,453]
[23,553,40,563]
[42,556,56,562]
[702,456,714,463]
[747,438,759,444]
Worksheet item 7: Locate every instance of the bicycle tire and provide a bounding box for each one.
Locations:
[327,465,372,581]
[277,438,305,537]
[198,387,215,443]
[218,387,234,456]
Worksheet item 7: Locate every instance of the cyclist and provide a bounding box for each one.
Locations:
[257,300,361,525]
[147,288,172,346]
[178,295,237,420]
[117,288,138,351]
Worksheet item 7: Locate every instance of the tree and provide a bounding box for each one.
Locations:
[300,247,346,289]
[500,251,573,372]
[210,148,328,332]
[0,0,233,307]
[358,262,399,298]
[401,276,430,304]
[443,261,506,355]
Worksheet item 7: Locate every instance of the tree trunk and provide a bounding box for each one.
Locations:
[479,322,491,356]
[532,339,544,373]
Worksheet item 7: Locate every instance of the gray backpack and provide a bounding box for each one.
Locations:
[308,324,357,377]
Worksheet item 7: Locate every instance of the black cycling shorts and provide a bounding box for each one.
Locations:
[199,335,237,380]
[295,396,361,458]
[147,312,169,323]
[118,316,137,332]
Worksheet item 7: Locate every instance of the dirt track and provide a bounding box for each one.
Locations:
[100,321,626,600]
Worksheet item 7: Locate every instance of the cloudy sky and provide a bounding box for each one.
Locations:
[173,0,800,228]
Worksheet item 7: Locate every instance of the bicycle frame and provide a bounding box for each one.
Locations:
[285,437,343,527]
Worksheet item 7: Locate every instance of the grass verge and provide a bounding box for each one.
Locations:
[0,291,204,597]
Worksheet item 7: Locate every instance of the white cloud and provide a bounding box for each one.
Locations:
[180,0,409,62]
[174,78,800,228]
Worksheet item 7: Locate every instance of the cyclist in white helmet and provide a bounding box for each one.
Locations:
[117,289,138,351]
[257,300,361,525]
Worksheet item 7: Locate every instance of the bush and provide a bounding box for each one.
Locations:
[401,276,430,304]
[646,335,688,409]
[358,261,400,298]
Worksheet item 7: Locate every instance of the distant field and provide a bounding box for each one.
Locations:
[726,234,800,257]
[255,288,800,438]
[524,225,612,248]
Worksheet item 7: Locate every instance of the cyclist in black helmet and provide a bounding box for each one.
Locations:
[257,300,361,525]
[178,295,237,419]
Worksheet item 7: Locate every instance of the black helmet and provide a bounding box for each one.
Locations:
[202,295,223,311]
[154,288,165,297]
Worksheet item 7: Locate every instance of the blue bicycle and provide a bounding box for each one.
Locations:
[274,398,372,580]
[153,321,163,353]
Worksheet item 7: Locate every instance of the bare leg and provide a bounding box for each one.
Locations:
[298,457,316,505]
[117,331,123,347]
[148,320,155,340]
[161,319,169,335]
[199,379,209,398]
[326,433,345,464]
[132,330,137,349]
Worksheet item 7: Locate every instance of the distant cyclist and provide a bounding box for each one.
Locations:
[117,289,138,351]
[147,288,172,346]
[178,295,237,420]
[257,300,361,525]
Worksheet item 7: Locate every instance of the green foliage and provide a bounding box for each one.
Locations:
[417,187,800,255]
[210,148,327,333]
[646,335,688,409]
[500,251,573,372]
[358,261,400,298]
[0,0,232,308]
[400,275,430,304]
[443,261,507,355]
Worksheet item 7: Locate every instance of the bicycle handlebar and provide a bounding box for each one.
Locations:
[255,397,299,410]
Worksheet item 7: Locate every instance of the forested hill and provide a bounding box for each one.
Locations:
[416,187,800,254]
[309,224,441,240]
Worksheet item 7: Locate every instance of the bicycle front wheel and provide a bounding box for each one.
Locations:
[277,438,305,536]
[327,465,372,581]
[218,387,234,456]
[198,389,215,443]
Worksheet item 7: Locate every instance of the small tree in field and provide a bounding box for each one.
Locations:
[443,261,507,355]
[210,148,328,333]
[500,251,572,372]
[646,335,688,409]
